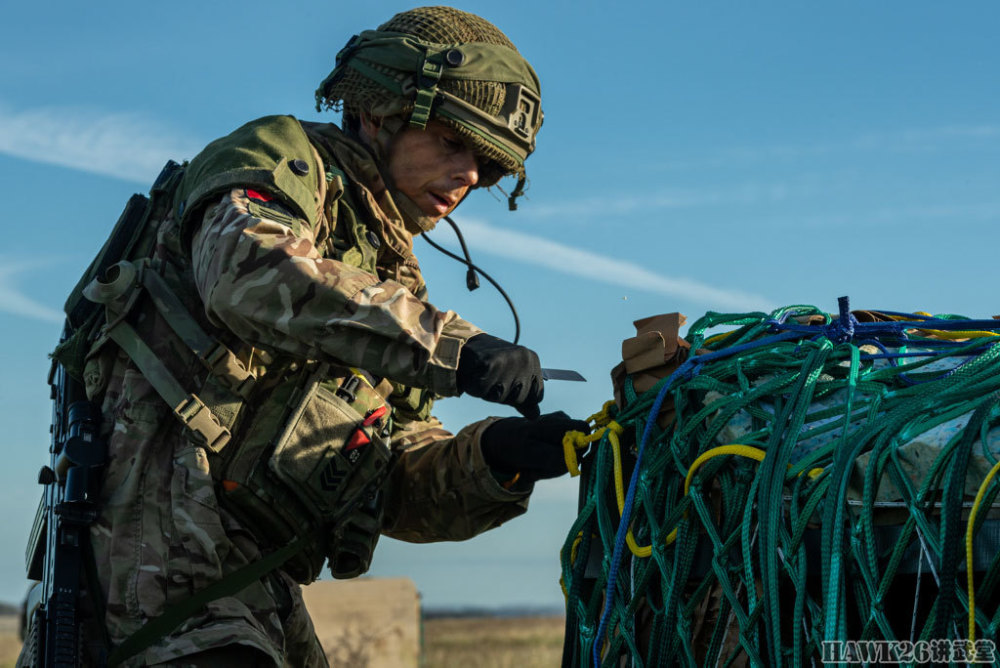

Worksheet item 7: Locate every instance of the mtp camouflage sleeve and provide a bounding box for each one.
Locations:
[382,414,531,542]
[190,188,482,395]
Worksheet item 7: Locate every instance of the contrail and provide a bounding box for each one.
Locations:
[0,259,64,323]
[456,219,774,312]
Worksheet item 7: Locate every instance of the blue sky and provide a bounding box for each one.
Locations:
[1,1,998,610]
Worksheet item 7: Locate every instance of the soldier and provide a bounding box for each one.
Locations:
[20,5,587,667]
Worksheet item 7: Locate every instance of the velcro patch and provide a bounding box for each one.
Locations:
[246,196,304,234]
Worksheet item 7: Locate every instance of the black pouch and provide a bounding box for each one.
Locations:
[54,161,185,381]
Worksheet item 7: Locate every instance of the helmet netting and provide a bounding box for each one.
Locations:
[319,6,523,184]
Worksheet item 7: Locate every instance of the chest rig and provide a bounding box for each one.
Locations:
[57,116,432,583]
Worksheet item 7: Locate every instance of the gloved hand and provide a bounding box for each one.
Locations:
[456,333,544,418]
[480,411,591,483]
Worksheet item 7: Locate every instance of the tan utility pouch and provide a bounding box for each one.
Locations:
[218,363,392,583]
[270,368,391,518]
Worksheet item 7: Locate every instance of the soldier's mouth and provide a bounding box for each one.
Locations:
[428,192,454,214]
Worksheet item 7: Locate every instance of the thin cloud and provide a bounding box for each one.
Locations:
[0,259,64,323]
[521,180,802,220]
[656,124,1000,172]
[770,200,1000,230]
[0,104,202,184]
[455,218,774,312]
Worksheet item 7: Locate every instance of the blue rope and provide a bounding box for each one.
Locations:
[592,357,696,666]
[828,295,857,343]
[699,330,807,362]
[784,316,1000,335]
[862,351,987,360]
[588,298,1000,665]
[592,326,846,664]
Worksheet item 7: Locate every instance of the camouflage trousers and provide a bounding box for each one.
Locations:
[72,360,327,666]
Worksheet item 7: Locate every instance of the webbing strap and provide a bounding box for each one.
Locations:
[141,269,256,399]
[104,319,230,452]
[106,538,307,667]
[409,53,443,130]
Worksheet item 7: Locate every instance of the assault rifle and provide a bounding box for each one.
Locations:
[24,323,108,667]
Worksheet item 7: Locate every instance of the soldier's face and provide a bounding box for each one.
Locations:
[386,120,480,221]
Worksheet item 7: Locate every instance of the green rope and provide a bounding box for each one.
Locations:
[562,303,1000,665]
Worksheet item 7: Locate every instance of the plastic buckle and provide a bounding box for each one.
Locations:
[336,375,362,403]
[203,344,256,399]
[175,394,230,452]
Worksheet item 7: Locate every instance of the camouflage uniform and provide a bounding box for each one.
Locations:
[79,116,532,666]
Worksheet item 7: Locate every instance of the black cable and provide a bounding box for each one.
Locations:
[440,215,480,292]
[422,215,521,344]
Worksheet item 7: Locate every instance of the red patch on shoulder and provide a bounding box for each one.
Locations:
[246,188,273,202]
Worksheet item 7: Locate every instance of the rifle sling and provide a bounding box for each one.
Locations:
[106,537,308,667]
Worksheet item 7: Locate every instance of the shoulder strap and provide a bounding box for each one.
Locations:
[83,260,256,452]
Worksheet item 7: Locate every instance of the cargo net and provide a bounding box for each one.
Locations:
[560,298,1000,666]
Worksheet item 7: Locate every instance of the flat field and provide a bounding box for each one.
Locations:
[422,615,566,668]
[0,616,19,668]
[0,614,567,667]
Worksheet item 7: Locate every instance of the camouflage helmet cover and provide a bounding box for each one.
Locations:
[316,6,542,196]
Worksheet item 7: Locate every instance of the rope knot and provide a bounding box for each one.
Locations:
[587,400,619,428]
[826,295,858,343]
[562,417,622,477]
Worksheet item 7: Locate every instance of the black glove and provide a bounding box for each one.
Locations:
[456,333,544,418]
[480,411,591,482]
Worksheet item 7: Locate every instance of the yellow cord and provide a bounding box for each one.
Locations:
[884,311,999,340]
[562,401,619,477]
[917,328,999,340]
[587,400,618,427]
[966,459,1000,647]
[607,427,653,557]
[560,532,587,600]
[704,329,738,346]
[563,402,828,561]
[634,444,823,555]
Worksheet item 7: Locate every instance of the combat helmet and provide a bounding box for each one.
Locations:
[316,6,542,211]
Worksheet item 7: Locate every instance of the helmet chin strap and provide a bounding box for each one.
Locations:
[363,114,442,235]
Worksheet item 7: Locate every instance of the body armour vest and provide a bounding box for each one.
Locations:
[61,115,436,582]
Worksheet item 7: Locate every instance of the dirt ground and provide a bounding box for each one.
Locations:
[0,616,20,668]
[422,615,566,668]
[0,614,567,667]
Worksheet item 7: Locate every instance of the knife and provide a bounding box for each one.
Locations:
[541,368,587,382]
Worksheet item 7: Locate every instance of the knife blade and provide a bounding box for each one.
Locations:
[541,368,587,382]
